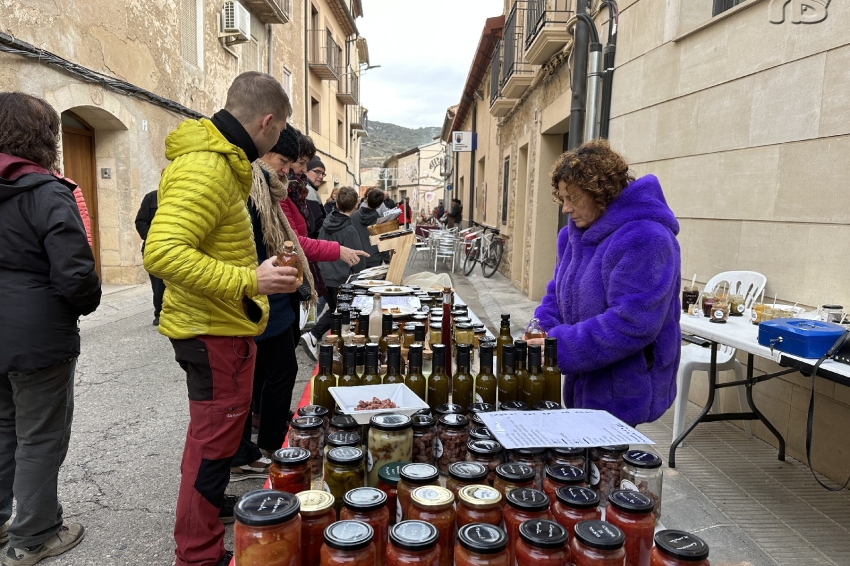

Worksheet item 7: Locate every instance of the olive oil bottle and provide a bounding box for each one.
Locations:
[474,342,497,405]
[522,344,546,406]
[543,337,562,404]
[427,344,449,411]
[497,344,518,404]
[452,344,474,411]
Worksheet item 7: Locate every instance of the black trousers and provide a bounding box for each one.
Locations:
[310,287,338,340]
[150,273,165,317]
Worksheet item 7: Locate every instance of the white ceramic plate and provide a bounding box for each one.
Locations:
[352,279,392,288]
[329,383,429,425]
[370,285,415,295]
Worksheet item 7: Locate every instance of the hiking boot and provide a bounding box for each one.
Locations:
[215,550,233,566]
[0,522,7,546]
[2,522,84,566]
[219,495,238,525]
[300,332,318,360]
[152,316,160,326]
[229,456,271,482]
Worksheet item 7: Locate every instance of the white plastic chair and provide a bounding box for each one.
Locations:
[672,271,767,443]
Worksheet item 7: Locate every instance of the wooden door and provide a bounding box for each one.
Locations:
[61,112,100,275]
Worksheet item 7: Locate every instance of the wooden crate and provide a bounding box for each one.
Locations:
[368,219,399,236]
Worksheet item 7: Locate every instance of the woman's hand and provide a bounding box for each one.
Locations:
[521,333,546,346]
[339,246,369,267]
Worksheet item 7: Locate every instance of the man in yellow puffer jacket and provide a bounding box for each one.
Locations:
[144,72,299,566]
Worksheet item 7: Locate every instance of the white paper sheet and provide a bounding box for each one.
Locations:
[351,295,421,313]
[477,410,655,449]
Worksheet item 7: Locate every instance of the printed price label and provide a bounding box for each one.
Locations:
[589,462,601,486]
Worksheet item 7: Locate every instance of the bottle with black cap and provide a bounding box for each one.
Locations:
[387,520,440,564]
[360,343,382,386]
[452,343,474,410]
[331,313,345,353]
[496,313,513,378]
[378,313,394,362]
[514,339,529,394]
[522,343,546,406]
[320,520,376,563]
[474,341,497,405]
[313,344,336,412]
[456,523,510,564]
[570,520,626,564]
[383,344,405,384]
[427,344,449,411]
[339,344,360,387]
[543,337,562,404]
[234,489,301,563]
[357,311,370,338]
[497,344,518,404]
[406,344,427,402]
[515,519,569,565]
[354,342,366,377]
[651,530,710,566]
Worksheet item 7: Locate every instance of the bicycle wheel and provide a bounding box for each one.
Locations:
[481,240,503,278]
[462,239,481,276]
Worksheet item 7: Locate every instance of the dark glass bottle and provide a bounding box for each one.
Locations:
[338,344,360,387]
[514,340,529,396]
[452,344,474,412]
[384,344,405,384]
[441,288,453,377]
[427,344,449,411]
[331,313,345,353]
[406,344,427,402]
[355,343,366,378]
[522,344,546,406]
[378,313,393,362]
[358,312,370,338]
[543,337,562,404]
[498,344,519,404]
[496,314,513,378]
[361,343,383,386]
[313,344,336,412]
[475,342,497,405]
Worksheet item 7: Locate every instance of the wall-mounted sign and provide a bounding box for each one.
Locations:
[425,192,435,203]
[451,131,477,152]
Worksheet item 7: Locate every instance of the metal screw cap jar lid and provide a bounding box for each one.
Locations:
[327,446,365,465]
[377,462,404,486]
[596,444,629,452]
[411,414,435,428]
[458,484,502,508]
[234,489,300,527]
[410,485,454,508]
[448,461,489,482]
[298,404,329,419]
[438,413,469,428]
[400,463,439,484]
[495,463,535,483]
[429,321,442,329]
[506,488,550,512]
[369,413,412,431]
[456,322,474,329]
[551,446,584,457]
[608,489,654,514]
[519,519,568,550]
[546,464,586,484]
[499,400,528,411]
[413,408,432,416]
[435,403,464,416]
[326,431,360,448]
[330,414,359,431]
[290,416,323,430]
[469,426,494,441]
[532,400,563,410]
[323,520,374,551]
[468,439,503,456]
[272,447,310,467]
[654,530,710,561]
[574,520,625,551]
[296,490,335,515]
[389,520,440,552]
[623,450,662,469]
[457,523,509,554]
[556,486,600,509]
[513,447,545,456]
[342,487,387,513]
[468,402,495,414]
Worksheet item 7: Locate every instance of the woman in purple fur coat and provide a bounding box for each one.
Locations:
[527,140,681,426]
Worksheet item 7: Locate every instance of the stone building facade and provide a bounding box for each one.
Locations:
[383,140,447,216]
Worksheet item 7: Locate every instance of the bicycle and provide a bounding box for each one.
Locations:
[462,221,505,278]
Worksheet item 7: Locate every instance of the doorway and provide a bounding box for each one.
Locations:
[61,111,100,274]
[511,145,529,287]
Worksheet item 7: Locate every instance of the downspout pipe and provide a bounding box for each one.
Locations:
[584,42,603,141]
[563,0,591,229]
[599,0,619,139]
[468,99,477,229]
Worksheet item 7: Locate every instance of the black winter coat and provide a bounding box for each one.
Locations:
[135,189,158,250]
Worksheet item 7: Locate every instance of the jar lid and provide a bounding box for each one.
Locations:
[327,446,364,465]
[458,484,502,508]
[457,523,508,554]
[326,431,360,448]
[623,450,662,469]
[389,520,439,552]
[411,414,435,428]
[555,486,600,509]
[290,416,323,430]
[499,401,528,411]
[518,519,568,550]
[654,530,710,561]
[403,322,417,330]
[469,426,493,441]
[468,402,495,414]
[822,304,844,309]
[532,400,562,410]
[467,439,503,456]
[546,464,586,484]
[400,463,439,484]
[435,403,464,415]
[438,413,469,428]
[608,490,654,514]
[377,462,405,486]
[429,322,442,329]
[342,487,387,512]
[410,485,454,508]
[596,444,629,452]
[495,463,535,483]
[323,520,374,551]
[551,446,584,457]
[296,490,335,515]
[330,414,359,431]
[574,520,625,551]
[298,404,329,419]
[448,461,489,482]
[512,447,545,457]
[234,489,299,527]
[506,488,549,511]
[456,322,474,329]
[271,447,310,467]
[370,413,412,431]
[414,408,432,416]
[470,412,486,426]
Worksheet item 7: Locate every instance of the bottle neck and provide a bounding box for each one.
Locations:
[500,323,511,336]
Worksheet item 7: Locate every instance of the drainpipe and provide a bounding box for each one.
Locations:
[304,2,310,131]
[599,1,619,139]
[562,0,591,229]
[267,24,274,75]
[468,99,477,229]
[580,15,602,142]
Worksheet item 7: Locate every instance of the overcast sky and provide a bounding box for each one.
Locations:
[357,0,504,129]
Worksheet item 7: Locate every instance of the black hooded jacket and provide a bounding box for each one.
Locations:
[0,153,101,373]
[317,209,364,288]
[349,206,389,268]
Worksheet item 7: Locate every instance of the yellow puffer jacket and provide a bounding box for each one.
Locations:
[144,118,269,339]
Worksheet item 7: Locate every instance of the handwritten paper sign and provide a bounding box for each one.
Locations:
[351,295,420,313]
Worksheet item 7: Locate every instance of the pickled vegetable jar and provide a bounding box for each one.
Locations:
[386,520,441,566]
[436,413,469,475]
[570,520,626,566]
[409,486,456,566]
[456,484,502,529]
[289,416,326,489]
[455,523,511,566]
[605,490,656,566]
[297,490,336,566]
[503,488,553,566]
[552,486,601,537]
[411,414,437,465]
[493,463,535,502]
[324,447,366,514]
[515,519,570,566]
[466,439,505,486]
[367,414,413,487]
[377,462,404,526]
[340,487,390,566]
[447,461,489,499]
[298,404,330,432]
[651,530,710,566]
[397,463,439,522]
[589,445,628,507]
[323,431,361,456]
[620,450,663,520]
[320,520,376,566]
[543,464,587,502]
[269,447,311,495]
[234,489,301,566]
[547,447,586,470]
[508,447,546,490]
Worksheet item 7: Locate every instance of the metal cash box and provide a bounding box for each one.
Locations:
[757,319,846,358]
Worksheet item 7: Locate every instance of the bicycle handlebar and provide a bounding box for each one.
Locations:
[470,220,500,235]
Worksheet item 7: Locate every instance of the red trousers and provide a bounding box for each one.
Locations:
[170,336,256,566]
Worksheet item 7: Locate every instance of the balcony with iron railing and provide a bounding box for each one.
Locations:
[241,0,292,24]
[307,29,342,80]
[525,0,574,65]
[501,2,535,99]
[337,66,359,105]
[489,39,516,118]
[349,104,367,129]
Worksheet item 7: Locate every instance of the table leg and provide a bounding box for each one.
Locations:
[745,353,786,461]
[669,341,718,468]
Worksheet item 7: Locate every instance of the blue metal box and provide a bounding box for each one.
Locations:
[757,319,846,359]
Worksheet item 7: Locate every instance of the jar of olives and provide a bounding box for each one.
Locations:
[434,403,463,418]
[436,413,469,475]
[620,450,663,520]
[324,431,361,456]
[411,414,437,465]
[328,414,360,437]
[589,445,628,507]
[324,447,366,514]
[297,490,336,566]
[298,405,330,432]
[367,414,413,487]
[320,520,376,566]
[465,439,505,486]
[234,489,302,566]
[456,484,503,529]
[469,426,494,441]
[269,447,311,495]
[467,402,495,429]
[446,461,490,499]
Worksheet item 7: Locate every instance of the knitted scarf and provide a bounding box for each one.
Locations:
[251,161,317,305]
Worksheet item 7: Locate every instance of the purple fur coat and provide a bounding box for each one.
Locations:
[534,174,681,426]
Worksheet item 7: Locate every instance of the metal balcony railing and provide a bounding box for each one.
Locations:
[489,39,502,107]
[350,104,366,129]
[525,0,574,51]
[241,0,291,23]
[337,66,359,105]
[501,1,534,94]
[307,29,341,80]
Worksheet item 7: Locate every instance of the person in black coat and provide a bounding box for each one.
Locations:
[135,189,165,325]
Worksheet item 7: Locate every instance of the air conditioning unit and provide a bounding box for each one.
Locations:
[220,1,251,44]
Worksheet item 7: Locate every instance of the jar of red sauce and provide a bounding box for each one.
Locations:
[377,462,404,526]
[297,490,336,566]
[570,520,626,566]
[651,530,711,566]
[503,488,553,566]
[493,463,535,505]
[269,447,311,495]
[507,447,546,489]
[552,486,601,536]
[397,463,439,523]
[320,520,376,566]
[447,461,489,499]
[340,487,390,566]
[515,519,570,566]
[457,484,502,529]
[543,464,586,502]
[605,490,656,566]
[409,485,456,566]
[455,523,511,566]
[234,489,301,566]
[386,520,441,566]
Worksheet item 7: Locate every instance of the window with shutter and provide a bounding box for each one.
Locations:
[179,0,201,66]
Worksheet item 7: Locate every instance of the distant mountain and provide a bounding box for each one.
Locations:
[361,121,441,168]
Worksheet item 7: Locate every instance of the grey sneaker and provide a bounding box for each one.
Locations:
[2,522,84,566]
[300,332,318,360]
[0,522,8,546]
[229,456,271,482]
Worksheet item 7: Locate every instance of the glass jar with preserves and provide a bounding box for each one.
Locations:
[469,426,494,441]
[605,490,656,566]
[467,402,495,429]
[324,447,366,514]
[320,520,376,566]
[298,405,330,433]
[552,486,601,538]
[447,461,490,499]
[377,462,404,526]
[436,413,469,475]
[434,403,463,418]
[289,416,326,489]
[397,463,440,523]
[429,322,442,347]
[651,530,710,566]
[457,484,502,529]
[269,447,311,495]
[543,464,587,502]
[589,445,628,506]
[515,519,570,566]
[548,447,586,470]
[466,439,505,486]
[297,490,336,566]
[508,447,546,489]
[340,488,390,566]
[368,414,413,487]
[386,520,441,566]
[234,489,301,566]
[411,414,437,465]
[729,294,746,317]
[455,523,511,566]
[328,414,360,437]
[493,463,535,502]
[620,450,663,520]
[532,400,562,411]
[570,520,626,566]
[709,299,730,324]
[409,486,456,566]
[503,488,554,566]
[455,322,475,346]
[401,323,417,348]
[323,431,361,456]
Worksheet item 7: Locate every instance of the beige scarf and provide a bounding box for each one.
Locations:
[251,160,317,306]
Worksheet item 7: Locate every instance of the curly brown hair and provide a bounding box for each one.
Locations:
[0,92,61,170]
[550,139,634,211]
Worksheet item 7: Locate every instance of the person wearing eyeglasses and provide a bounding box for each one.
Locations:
[304,157,327,239]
